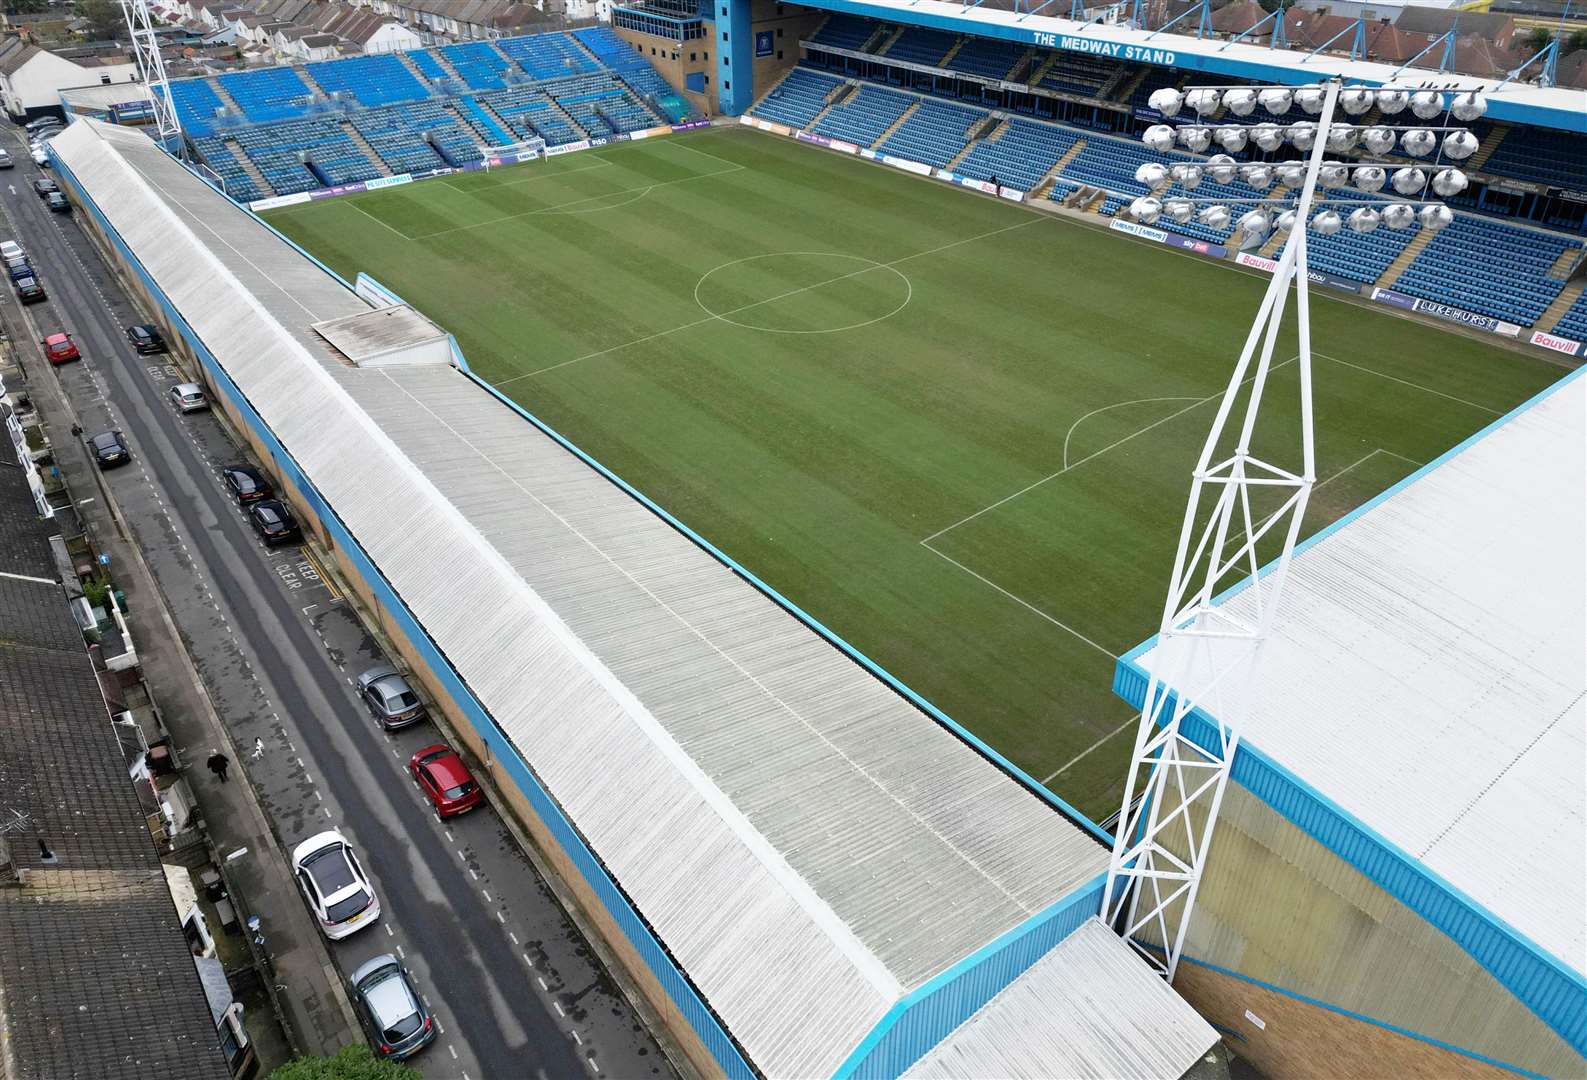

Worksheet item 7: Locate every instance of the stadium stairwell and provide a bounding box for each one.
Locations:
[341,122,394,177]
[1539,277,1587,333]
[874,100,922,147]
[1112,66,1152,105]
[226,136,274,198]
[1026,53,1062,89]
[429,49,467,87]
[945,115,1002,170]
[1032,139,1087,199]
[1375,228,1436,290]
[461,97,514,147]
[804,82,853,133]
[873,25,907,58]
[1467,121,1511,173]
[209,77,243,119]
[545,95,589,140]
[297,64,329,100]
[937,37,967,70]
[396,50,433,89]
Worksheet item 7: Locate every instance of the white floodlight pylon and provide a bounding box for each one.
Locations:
[121,0,185,154]
[1101,80,1339,983]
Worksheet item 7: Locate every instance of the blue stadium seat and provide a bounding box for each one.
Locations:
[218,67,312,123]
[957,118,1080,190]
[809,84,913,147]
[807,14,876,51]
[497,31,600,81]
[1483,127,1587,191]
[1396,216,1581,326]
[306,55,430,108]
[752,66,843,130]
[945,38,1026,80]
[190,136,265,202]
[440,42,513,91]
[877,98,987,168]
[1553,290,1587,341]
[883,27,956,67]
[170,78,227,136]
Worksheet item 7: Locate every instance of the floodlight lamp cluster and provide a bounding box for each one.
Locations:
[1128,83,1487,243]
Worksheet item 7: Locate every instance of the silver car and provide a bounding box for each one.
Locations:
[356,666,426,730]
[350,954,434,1060]
[169,383,208,413]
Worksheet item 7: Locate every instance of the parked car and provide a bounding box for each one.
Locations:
[0,240,24,262]
[249,498,301,546]
[31,178,57,198]
[45,191,68,214]
[291,830,379,940]
[168,382,208,413]
[221,463,271,503]
[87,429,131,469]
[350,955,434,1061]
[30,146,47,167]
[8,260,34,282]
[42,332,79,364]
[0,149,14,169]
[126,323,166,353]
[356,666,426,731]
[409,745,483,817]
[14,276,45,304]
[25,116,63,134]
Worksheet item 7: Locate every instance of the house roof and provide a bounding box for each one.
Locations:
[0,405,225,1079]
[1394,6,1514,38]
[0,38,42,78]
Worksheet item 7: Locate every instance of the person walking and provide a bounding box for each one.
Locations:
[206,750,231,783]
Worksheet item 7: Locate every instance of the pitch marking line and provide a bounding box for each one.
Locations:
[923,545,1119,660]
[692,251,913,335]
[1062,396,1202,470]
[494,218,1043,384]
[1041,711,1139,785]
[1315,351,1502,415]
[921,356,1301,546]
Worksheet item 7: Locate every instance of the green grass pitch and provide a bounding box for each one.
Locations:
[267,127,1565,820]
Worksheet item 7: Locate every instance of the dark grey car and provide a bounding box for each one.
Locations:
[87,429,130,468]
[356,666,425,730]
[350,954,433,1060]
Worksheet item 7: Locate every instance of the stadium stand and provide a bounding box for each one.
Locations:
[306,55,431,107]
[497,31,601,81]
[440,42,514,91]
[545,74,662,136]
[877,96,986,167]
[1481,126,1587,191]
[409,49,451,85]
[232,118,381,193]
[481,84,584,144]
[809,83,915,147]
[1305,190,1421,284]
[1036,54,1116,97]
[218,67,312,124]
[957,117,1080,190]
[946,37,1028,80]
[170,78,226,137]
[348,108,446,175]
[808,13,878,51]
[884,26,958,67]
[1554,291,1587,340]
[1395,216,1580,326]
[190,135,266,203]
[752,66,844,130]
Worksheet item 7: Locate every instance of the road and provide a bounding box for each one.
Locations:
[1,132,672,1080]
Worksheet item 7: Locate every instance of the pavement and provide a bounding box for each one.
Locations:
[1,131,674,1080]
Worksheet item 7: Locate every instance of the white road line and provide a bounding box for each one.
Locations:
[469,867,479,880]
[396,944,405,958]
[508,932,519,946]
[385,923,393,936]
[537,976,547,990]
[572,1031,582,1045]
[456,849,466,861]
[553,1001,565,1017]
[449,1045,458,1060]
[481,890,492,903]
[495,911,506,924]
[322,807,331,819]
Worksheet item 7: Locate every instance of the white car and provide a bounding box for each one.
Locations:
[30,146,47,167]
[0,240,23,263]
[291,829,380,940]
[169,383,208,413]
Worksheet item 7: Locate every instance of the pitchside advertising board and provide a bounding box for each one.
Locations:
[1109,218,1227,258]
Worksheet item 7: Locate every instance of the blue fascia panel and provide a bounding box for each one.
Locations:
[51,149,756,1080]
[795,0,1587,133]
[834,874,1106,1079]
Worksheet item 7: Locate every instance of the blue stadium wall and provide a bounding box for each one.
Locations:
[1112,371,1587,1079]
[53,141,1116,1080]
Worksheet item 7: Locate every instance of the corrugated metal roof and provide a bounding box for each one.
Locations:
[904,918,1218,1079]
[54,119,1118,1078]
[1133,371,1587,979]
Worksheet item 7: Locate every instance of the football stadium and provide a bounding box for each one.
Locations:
[33,1,1586,1077]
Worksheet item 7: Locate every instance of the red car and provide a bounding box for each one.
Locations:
[42,332,79,364]
[408,745,482,817]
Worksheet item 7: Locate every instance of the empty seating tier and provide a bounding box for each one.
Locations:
[190,136,265,203]
[884,26,957,67]
[956,119,1080,190]
[1396,217,1580,326]
[809,84,914,147]
[410,49,450,84]
[231,118,381,194]
[808,14,876,51]
[946,38,1026,80]
[754,67,843,130]
[306,55,430,108]
[877,98,987,168]
[171,79,227,137]
[1553,291,1587,341]
[348,109,446,175]
[441,42,514,91]
[1483,127,1587,191]
[498,32,600,81]
[218,66,312,124]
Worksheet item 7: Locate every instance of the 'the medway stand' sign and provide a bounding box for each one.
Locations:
[1031,31,1176,67]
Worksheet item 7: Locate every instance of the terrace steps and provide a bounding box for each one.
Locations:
[1546,244,1581,278]
[874,100,921,146]
[1026,53,1060,88]
[210,78,243,117]
[873,25,907,57]
[397,50,432,86]
[565,32,605,68]
[1539,277,1586,332]
[474,97,521,144]
[225,137,274,198]
[1005,48,1037,83]
[1252,186,1292,256]
[297,65,329,99]
[341,121,395,176]
[1376,227,1434,289]
[805,81,854,131]
[1112,65,1150,103]
[1466,121,1510,173]
[938,38,966,69]
[747,64,801,115]
[1040,138,1087,189]
[1098,65,1132,100]
[945,119,997,170]
[430,49,467,86]
[447,100,497,144]
[546,94,589,139]
[858,19,890,53]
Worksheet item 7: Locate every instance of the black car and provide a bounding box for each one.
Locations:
[87,430,131,468]
[45,191,68,213]
[31,178,57,198]
[222,464,272,503]
[126,324,166,354]
[249,499,301,546]
[14,276,45,304]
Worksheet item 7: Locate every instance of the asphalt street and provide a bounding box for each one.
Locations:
[3,131,673,1080]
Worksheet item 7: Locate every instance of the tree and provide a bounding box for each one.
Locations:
[267,1046,422,1080]
[1257,0,1294,12]
[1525,25,1556,53]
[4,1,51,16]
[1567,29,1587,54]
[78,0,125,39]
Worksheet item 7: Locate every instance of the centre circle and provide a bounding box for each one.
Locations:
[694,252,912,334]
